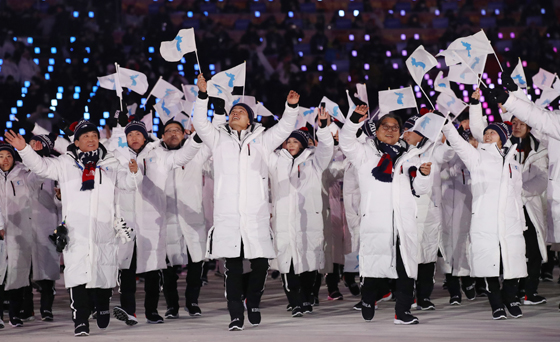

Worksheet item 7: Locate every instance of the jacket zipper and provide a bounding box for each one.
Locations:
[298,165,301,178]
[509,164,512,178]
[462,169,465,184]
[10,181,15,196]
[208,228,215,254]
[143,159,147,176]
[99,167,103,184]
[248,143,251,156]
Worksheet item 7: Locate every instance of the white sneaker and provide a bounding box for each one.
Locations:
[113,306,138,326]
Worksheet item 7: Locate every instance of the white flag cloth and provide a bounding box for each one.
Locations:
[434,71,455,97]
[467,53,487,75]
[98,73,123,98]
[535,88,560,108]
[228,95,257,117]
[207,80,233,103]
[181,100,194,116]
[437,92,467,116]
[154,98,182,124]
[405,45,438,85]
[511,58,528,89]
[173,112,191,130]
[553,76,560,91]
[378,87,417,114]
[256,102,274,117]
[127,103,138,117]
[447,30,494,59]
[299,106,318,126]
[532,68,555,90]
[295,112,306,130]
[436,49,461,67]
[152,78,183,100]
[410,112,446,142]
[141,111,153,132]
[208,62,246,99]
[160,28,197,62]
[319,96,345,123]
[346,90,357,118]
[448,64,478,85]
[107,127,131,165]
[118,67,149,95]
[355,83,369,106]
[183,85,199,102]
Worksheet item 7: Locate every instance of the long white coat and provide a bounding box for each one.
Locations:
[0,163,35,290]
[343,159,361,253]
[501,95,560,244]
[164,140,212,266]
[192,97,298,259]
[29,177,61,282]
[18,144,141,289]
[442,122,527,279]
[440,153,473,276]
[113,138,202,273]
[340,120,433,279]
[269,127,333,274]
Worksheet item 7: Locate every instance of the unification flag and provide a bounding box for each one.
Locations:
[183,84,199,102]
[154,98,182,124]
[118,67,149,95]
[437,92,467,116]
[207,62,246,102]
[378,87,417,115]
[141,111,153,132]
[448,64,478,85]
[446,30,494,60]
[160,28,197,62]
[532,68,555,90]
[98,73,123,98]
[107,127,132,165]
[319,96,345,123]
[405,45,438,85]
[535,88,560,108]
[228,95,257,117]
[411,112,446,142]
[299,106,318,126]
[434,71,455,97]
[511,58,528,89]
[151,78,183,101]
[256,102,274,117]
[355,83,369,106]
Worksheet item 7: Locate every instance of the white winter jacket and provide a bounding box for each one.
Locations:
[18,144,141,289]
[193,96,298,259]
[343,159,361,253]
[340,120,433,279]
[269,126,334,274]
[442,122,527,279]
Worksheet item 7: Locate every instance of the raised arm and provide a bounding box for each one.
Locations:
[502,94,560,141]
[313,107,335,171]
[339,106,368,168]
[262,91,300,153]
[469,89,487,143]
[164,135,203,169]
[192,74,219,149]
[441,122,481,171]
[7,134,62,180]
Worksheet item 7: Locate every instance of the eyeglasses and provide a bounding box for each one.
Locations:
[379,124,400,132]
[164,128,183,134]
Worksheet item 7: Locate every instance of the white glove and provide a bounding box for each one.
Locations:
[114,218,134,244]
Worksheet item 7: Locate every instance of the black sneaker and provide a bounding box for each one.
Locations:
[394,311,419,325]
[286,304,293,311]
[417,299,435,310]
[523,294,546,305]
[19,311,35,322]
[476,287,488,297]
[492,308,507,320]
[505,301,523,318]
[348,283,361,296]
[165,308,179,319]
[540,272,553,282]
[185,303,202,317]
[449,296,461,306]
[41,310,54,321]
[146,312,164,324]
[353,301,363,311]
[247,307,261,326]
[312,296,320,306]
[9,317,23,327]
[271,270,280,279]
[463,283,476,300]
[96,309,111,330]
[74,323,89,336]
[361,302,375,322]
[291,306,304,317]
[328,291,343,301]
[0,319,4,329]
[302,302,313,314]
[113,306,138,326]
[228,317,243,331]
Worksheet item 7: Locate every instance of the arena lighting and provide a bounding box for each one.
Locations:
[414,34,420,40]
[103,112,109,118]
[148,47,154,53]
[400,34,406,40]
[429,91,435,96]
[488,115,494,122]
[34,47,40,54]
[498,32,503,39]
[365,75,369,80]
[255,11,260,17]
[49,58,54,65]
[522,60,527,67]
[75,86,81,93]
[482,73,488,79]
[541,8,546,14]
[393,63,398,69]
[331,64,337,71]
[89,11,94,18]
[58,86,64,93]
[56,93,62,100]
[24,81,30,88]
[348,76,351,82]
[288,11,293,18]
[85,47,90,53]
[463,96,469,102]
[187,11,193,17]
[319,76,323,81]
[65,58,71,63]
[353,10,359,17]
[17,100,22,107]
[510,32,515,38]
[84,113,90,119]
[73,11,79,18]
[416,92,421,98]
[70,37,76,43]
[435,9,440,15]
[99,119,106,126]
[83,58,89,63]
[9,114,15,121]
[481,9,486,15]
[495,9,500,15]
[459,84,465,91]
[298,51,303,57]
[45,74,50,80]
[194,64,199,70]
[203,11,208,16]
[301,65,307,71]
[535,88,541,96]
[352,50,357,57]
[386,51,391,57]
[489,83,495,89]
[48,66,53,72]
[388,10,393,14]
[486,109,492,115]
[424,74,430,80]
[349,34,354,41]
[463,90,468,97]
[414,85,420,92]
[209,64,215,70]
[338,10,345,17]
[364,63,370,70]
[19,128,26,135]
[154,118,160,125]
[22,88,27,94]
[6,122,12,128]
[364,34,370,41]
[318,64,323,71]
[427,79,433,86]
[400,10,405,16]
[480,96,485,102]
[402,50,407,56]
[482,102,488,109]
[73,93,79,99]
[177,64,183,71]
[27,37,33,44]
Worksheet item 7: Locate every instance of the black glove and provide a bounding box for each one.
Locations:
[117,109,129,127]
[211,97,226,115]
[135,105,147,121]
[470,95,480,105]
[501,73,518,92]
[193,133,202,143]
[48,223,69,253]
[484,87,509,105]
[319,118,328,128]
[58,117,74,136]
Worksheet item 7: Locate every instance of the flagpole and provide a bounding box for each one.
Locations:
[143,76,162,109]
[419,85,435,110]
[195,50,202,74]
[115,62,123,110]
[427,110,451,158]
[481,29,504,73]
[452,51,488,88]
[242,60,246,103]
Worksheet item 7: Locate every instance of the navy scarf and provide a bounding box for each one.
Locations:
[371,139,405,183]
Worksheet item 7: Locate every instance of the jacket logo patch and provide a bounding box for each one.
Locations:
[14,180,23,186]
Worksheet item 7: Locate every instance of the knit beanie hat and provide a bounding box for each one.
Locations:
[362,117,377,137]
[31,134,56,156]
[404,115,420,131]
[125,120,149,140]
[288,129,309,149]
[484,122,512,146]
[71,120,99,142]
[0,143,16,158]
[230,103,254,126]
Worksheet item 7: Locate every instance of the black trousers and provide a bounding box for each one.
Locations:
[519,207,542,296]
[21,280,56,316]
[361,240,414,314]
[325,263,342,294]
[416,262,435,302]
[445,274,474,299]
[281,261,317,308]
[118,245,163,316]
[69,284,112,327]
[0,270,25,320]
[224,246,269,320]
[163,251,204,310]
[484,277,519,311]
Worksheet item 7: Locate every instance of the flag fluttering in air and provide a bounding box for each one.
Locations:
[434,71,455,97]
[405,45,438,86]
[378,87,417,115]
[118,67,149,95]
[436,92,467,116]
[532,68,555,90]
[160,28,198,62]
[151,78,183,101]
[511,58,528,89]
[319,96,345,123]
[410,112,446,142]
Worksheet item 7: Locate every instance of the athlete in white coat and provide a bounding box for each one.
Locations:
[269,108,334,317]
[112,119,202,326]
[5,120,141,336]
[340,106,433,325]
[442,115,527,320]
[193,74,299,330]
[160,119,212,319]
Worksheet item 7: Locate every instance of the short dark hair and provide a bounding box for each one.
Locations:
[376,113,403,134]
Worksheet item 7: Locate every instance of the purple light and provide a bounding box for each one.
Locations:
[365,34,370,41]
[535,88,541,95]
[393,63,398,69]
[480,96,485,102]
[554,47,558,53]
[464,97,469,102]
[364,63,370,70]
[427,79,433,86]
[437,62,441,68]
[400,10,405,16]
[331,64,337,71]
[349,34,354,41]
[506,61,511,68]
[400,34,406,41]
[352,50,357,57]
[486,109,492,115]
[386,51,392,57]
[463,90,468,97]
[416,92,422,98]
[459,84,465,91]
[365,75,369,80]
[414,34,420,40]
[522,60,527,67]
[510,32,515,39]
[429,91,435,96]
[402,50,407,56]
[435,9,440,16]
[505,47,510,52]
[498,32,503,39]
[319,76,323,81]
[318,64,323,71]
[424,74,430,80]
[482,73,488,79]
[488,115,494,122]
[482,102,488,108]
[301,65,307,72]
[414,85,420,92]
[348,76,352,82]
